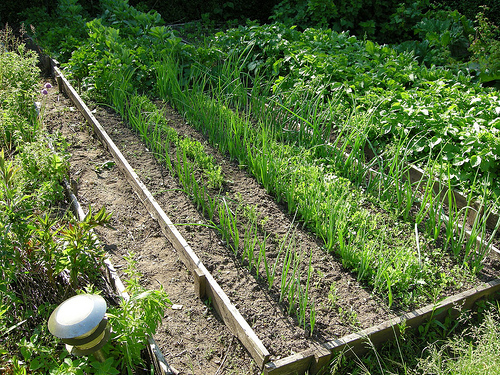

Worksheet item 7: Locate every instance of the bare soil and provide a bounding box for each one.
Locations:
[43,79,500,374]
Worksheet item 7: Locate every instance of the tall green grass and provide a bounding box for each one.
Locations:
[333,302,500,374]
[109,48,497,313]
[152,55,457,309]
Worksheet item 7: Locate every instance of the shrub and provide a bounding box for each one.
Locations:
[129,0,279,24]
[469,6,500,84]
[270,0,431,42]
[21,0,89,63]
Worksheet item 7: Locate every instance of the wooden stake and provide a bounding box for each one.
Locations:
[193,267,206,299]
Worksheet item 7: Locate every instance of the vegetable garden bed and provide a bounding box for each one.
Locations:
[54,64,394,364]
[250,93,500,259]
[51,60,500,374]
[43,75,259,374]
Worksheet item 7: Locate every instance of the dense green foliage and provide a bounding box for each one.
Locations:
[15,0,500,372]
[0,0,56,28]
[0,32,40,152]
[207,23,500,201]
[22,0,90,63]
[269,0,500,47]
[271,0,428,42]
[43,1,499,205]
[441,0,500,28]
[469,6,500,83]
[63,0,183,98]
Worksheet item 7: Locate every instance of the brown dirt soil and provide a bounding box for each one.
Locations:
[43,79,500,374]
[44,84,256,374]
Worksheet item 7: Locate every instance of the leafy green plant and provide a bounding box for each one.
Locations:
[328,282,339,308]
[106,252,171,373]
[401,8,475,65]
[59,207,112,287]
[469,6,500,83]
[270,0,429,42]
[0,29,40,153]
[22,0,89,63]
[15,137,68,208]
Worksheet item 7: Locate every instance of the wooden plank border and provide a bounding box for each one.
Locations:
[54,66,271,369]
[263,278,500,374]
[323,278,500,354]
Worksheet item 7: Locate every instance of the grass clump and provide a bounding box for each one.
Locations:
[330,301,500,375]
[416,304,500,374]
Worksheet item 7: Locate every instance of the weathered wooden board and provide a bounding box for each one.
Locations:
[54,66,270,369]
[262,278,500,374]
[264,349,315,375]
[193,267,207,299]
[264,345,331,375]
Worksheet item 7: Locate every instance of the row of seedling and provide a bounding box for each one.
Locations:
[212,50,499,236]
[155,60,424,308]
[247,73,500,256]
[196,53,500,263]
[150,55,498,309]
[107,85,318,331]
[218,199,317,332]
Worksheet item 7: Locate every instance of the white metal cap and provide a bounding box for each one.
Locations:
[48,294,107,339]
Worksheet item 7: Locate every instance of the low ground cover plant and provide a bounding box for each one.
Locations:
[331,300,500,374]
